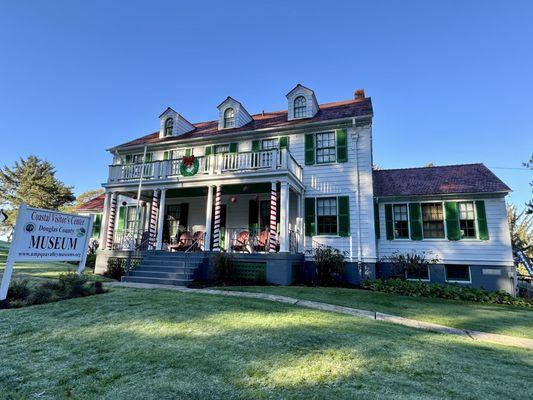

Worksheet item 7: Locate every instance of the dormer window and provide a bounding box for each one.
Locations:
[294,96,307,118]
[164,118,174,136]
[224,108,235,128]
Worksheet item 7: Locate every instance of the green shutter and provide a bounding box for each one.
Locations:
[409,203,423,240]
[125,154,132,164]
[445,202,461,240]
[205,146,212,156]
[337,196,350,237]
[374,202,380,239]
[305,198,316,236]
[248,199,259,234]
[117,206,126,232]
[336,129,348,163]
[229,142,238,153]
[92,214,102,239]
[145,153,153,162]
[385,204,394,240]
[476,200,489,240]
[163,151,169,160]
[279,136,289,149]
[305,134,315,165]
[252,140,260,152]
[185,148,192,157]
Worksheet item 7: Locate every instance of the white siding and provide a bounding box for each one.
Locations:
[287,123,377,262]
[376,197,513,266]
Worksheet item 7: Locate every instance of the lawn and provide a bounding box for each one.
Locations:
[0,241,110,283]
[0,287,532,399]
[220,286,533,340]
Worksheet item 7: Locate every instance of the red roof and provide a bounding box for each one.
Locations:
[114,97,373,149]
[373,164,511,197]
[75,194,105,212]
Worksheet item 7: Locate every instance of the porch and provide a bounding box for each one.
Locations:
[99,181,305,256]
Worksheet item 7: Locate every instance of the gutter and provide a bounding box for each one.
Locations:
[352,118,363,267]
[106,114,373,153]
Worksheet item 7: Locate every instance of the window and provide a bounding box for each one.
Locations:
[215,144,230,153]
[393,204,409,238]
[317,197,337,234]
[125,206,139,231]
[458,202,476,238]
[294,96,307,118]
[223,108,235,128]
[406,266,430,280]
[261,138,278,150]
[164,118,174,136]
[316,132,336,164]
[422,203,445,238]
[445,265,470,282]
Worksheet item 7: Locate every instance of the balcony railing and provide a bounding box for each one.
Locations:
[108,148,303,183]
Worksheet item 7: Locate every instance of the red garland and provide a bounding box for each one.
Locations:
[181,155,195,167]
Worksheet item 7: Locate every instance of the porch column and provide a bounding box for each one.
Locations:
[156,188,167,250]
[269,182,278,252]
[99,191,112,249]
[148,189,160,249]
[204,186,214,250]
[212,185,222,251]
[279,182,290,253]
[105,192,118,250]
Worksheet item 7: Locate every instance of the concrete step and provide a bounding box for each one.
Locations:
[131,270,193,279]
[122,276,192,286]
[140,260,188,267]
[134,265,192,273]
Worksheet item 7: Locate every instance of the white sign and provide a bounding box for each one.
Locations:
[0,204,93,300]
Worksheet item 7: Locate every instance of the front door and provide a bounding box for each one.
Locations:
[164,203,189,243]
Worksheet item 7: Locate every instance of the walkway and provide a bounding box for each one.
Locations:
[109,281,533,350]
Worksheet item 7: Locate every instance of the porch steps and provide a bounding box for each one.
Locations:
[121,251,206,286]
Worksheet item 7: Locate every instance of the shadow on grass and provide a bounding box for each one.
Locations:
[0,288,532,399]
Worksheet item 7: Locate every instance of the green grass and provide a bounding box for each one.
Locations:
[0,288,531,399]
[0,241,111,283]
[219,286,533,340]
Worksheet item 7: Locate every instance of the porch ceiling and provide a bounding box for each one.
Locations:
[165,183,271,198]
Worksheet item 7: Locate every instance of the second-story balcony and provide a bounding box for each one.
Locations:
[107,148,303,185]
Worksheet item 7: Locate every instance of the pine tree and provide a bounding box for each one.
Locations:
[0,156,75,224]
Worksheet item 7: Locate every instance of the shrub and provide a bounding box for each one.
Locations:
[212,252,235,284]
[58,272,90,297]
[85,254,97,269]
[105,258,126,280]
[26,286,55,305]
[383,251,439,279]
[361,278,533,308]
[7,279,30,301]
[314,246,345,286]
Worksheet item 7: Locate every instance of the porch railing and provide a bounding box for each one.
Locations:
[113,229,151,251]
[108,148,303,183]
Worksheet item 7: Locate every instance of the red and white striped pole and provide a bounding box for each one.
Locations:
[212,185,222,251]
[106,193,118,249]
[149,190,159,249]
[269,182,278,252]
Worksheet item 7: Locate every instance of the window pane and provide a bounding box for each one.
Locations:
[406,266,429,280]
[316,132,336,164]
[393,204,409,238]
[458,202,477,238]
[317,197,337,234]
[262,139,277,150]
[446,265,470,281]
[294,96,307,118]
[422,203,445,238]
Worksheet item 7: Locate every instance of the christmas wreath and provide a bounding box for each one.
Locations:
[180,155,199,176]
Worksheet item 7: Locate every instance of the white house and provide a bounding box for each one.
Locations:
[95,85,515,293]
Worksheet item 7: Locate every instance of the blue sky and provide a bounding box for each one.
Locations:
[1,0,532,207]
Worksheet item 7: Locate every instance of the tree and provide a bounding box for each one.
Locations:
[60,189,104,213]
[0,156,75,224]
[508,204,533,258]
[524,154,533,214]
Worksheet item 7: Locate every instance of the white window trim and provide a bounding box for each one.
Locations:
[445,265,472,284]
[392,203,410,240]
[458,201,479,240]
[314,195,341,237]
[315,131,337,165]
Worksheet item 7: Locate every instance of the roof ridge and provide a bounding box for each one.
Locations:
[375,163,484,172]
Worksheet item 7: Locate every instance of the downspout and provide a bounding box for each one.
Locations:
[352,118,363,268]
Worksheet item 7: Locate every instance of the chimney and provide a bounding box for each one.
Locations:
[354,89,365,99]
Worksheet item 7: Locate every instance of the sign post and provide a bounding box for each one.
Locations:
[0,204,93,300]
